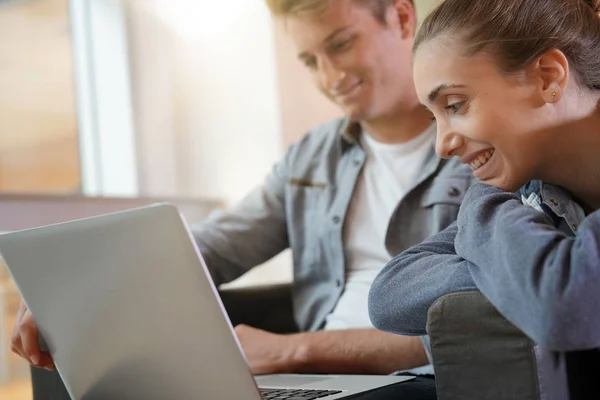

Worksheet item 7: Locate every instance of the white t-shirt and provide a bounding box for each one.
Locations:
[324,127,435,331]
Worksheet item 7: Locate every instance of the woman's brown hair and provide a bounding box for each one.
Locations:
[414,0,600,91]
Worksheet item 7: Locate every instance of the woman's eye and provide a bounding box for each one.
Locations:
[445,101,465,114]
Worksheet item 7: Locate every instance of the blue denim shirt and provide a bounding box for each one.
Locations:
[192,118,474,332]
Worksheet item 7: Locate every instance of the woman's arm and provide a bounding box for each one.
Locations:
[368,221,477,335]
[456,183,600,351]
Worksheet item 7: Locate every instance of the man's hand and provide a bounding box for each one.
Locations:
[234,324,302,375]
[11,300,55,370]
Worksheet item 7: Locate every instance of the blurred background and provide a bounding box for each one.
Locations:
[0,0,438,397]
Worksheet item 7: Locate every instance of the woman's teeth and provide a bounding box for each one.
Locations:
[469,149,494,171]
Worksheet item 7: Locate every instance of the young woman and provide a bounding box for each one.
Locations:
[368,0,600,397]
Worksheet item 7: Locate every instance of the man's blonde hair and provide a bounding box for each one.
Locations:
[265,0,406,23]
[265,0,336,16]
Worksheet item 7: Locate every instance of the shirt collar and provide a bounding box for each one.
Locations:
[339,118,361,151]
[338,118,442,185]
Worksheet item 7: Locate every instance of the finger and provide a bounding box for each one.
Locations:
[37,353,55,370]
[16,300,28,318]
[10,334,28,360]
[11,316,28,360]
[20,312,42,365]
[11,300,29,355]
[12,301,27,339]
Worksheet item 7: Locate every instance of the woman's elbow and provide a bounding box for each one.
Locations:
[367,281,394,332]
[368,274,425,335]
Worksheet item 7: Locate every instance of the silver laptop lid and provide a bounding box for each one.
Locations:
[0,204,261,400]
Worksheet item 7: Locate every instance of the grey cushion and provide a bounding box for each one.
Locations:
[427,291,570,400]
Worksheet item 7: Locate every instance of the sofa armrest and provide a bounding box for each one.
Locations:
[219,282,297,333]
[30,283,297,400]
[426,291,544,400]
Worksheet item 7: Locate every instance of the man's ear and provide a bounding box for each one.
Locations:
[529,48,569,103]
[387,0,417,39]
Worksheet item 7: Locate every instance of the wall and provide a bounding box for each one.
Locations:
[126,0,292,285]
[0,0,80,193]
[126,2,182,197]
[128,0,282,205]
[416,0,440,25]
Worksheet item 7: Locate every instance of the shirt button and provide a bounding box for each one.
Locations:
[332,216,341,224]
[448,187,461,197]
[353,160,362,167]
[549,199,559,207]
[336,279,342,288]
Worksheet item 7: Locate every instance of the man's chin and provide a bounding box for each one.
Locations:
[342,105,367,122]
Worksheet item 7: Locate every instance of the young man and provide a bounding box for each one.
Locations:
[12,0,472,389]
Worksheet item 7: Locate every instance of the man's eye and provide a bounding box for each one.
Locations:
[304,58,317,69]
[331,38,352,52]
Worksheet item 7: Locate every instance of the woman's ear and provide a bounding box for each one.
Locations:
[530,48,569,103]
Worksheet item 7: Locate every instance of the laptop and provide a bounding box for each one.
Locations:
[0,204,414,400]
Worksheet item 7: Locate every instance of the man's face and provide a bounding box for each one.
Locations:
[286,0,417,122]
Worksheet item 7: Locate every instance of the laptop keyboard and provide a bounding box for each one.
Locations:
[260,388,343,399]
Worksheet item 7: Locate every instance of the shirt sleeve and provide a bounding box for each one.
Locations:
[190,152,290,286]
[368,221,478,336]
[455,183,600,351]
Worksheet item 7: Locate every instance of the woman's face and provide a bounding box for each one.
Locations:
[413,39,559,192]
